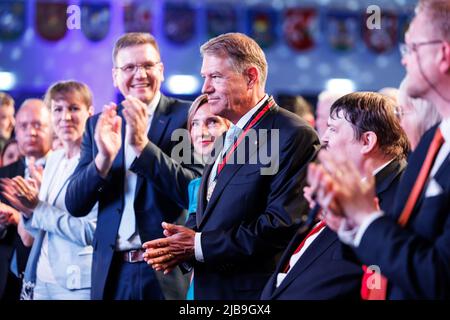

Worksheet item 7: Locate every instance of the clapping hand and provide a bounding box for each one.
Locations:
[0,176,39,217]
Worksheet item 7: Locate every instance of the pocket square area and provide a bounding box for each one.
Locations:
[425,179,444,198]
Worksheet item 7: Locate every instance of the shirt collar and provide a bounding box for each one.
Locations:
[439,117,450,143]
[234,94,269,130]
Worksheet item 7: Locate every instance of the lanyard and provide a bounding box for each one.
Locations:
[217,97,275,175]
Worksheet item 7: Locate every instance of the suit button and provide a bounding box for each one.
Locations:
[116,208,121,214]
[110,244,115,251]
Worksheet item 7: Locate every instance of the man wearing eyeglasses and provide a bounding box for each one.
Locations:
[0,99,52,300]
[65,33,203,300]
[310,0,450,299]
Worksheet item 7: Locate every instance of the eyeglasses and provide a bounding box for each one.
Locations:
[115,62,161,75]
[399,40,442,57]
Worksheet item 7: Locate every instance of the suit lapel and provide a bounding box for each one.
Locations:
[38,152,64,204]
[197,108,274,228]
[272,227,336,298]
[197,161,214,227]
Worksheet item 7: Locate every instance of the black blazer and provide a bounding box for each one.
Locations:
[356,125,450,299]
[186,100,321,300]
[260,158,406,300]
[65,94,203,300]
[0,158,30,300]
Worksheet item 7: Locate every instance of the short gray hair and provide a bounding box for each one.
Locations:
[200,32,268,88]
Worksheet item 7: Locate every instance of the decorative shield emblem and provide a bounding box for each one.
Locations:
[81,1,110,42]
[0,1,26,41]
[363,11,398,54]
[35,1,68,41]
[283,8,317,51]
[206,3,237,38]
[246,6,277,49]
[163,2,196,45]
[326,11,359,52]
[123,0,152,33]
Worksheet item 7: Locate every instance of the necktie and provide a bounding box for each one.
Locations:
[363,128,445,300]
[207,125,241,201]
[283,220,326,273]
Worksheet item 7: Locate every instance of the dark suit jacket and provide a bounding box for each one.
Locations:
[186,100,320,300]
[0,158,30,300]
[65,94,203,300]
[355,125,450,299]
[260,158,406,300]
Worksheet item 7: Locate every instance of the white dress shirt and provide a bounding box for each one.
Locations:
[116,92,161,251]
[195,94,269,262]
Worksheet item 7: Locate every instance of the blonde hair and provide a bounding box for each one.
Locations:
[187,94,208,132]
[44,80,93,110]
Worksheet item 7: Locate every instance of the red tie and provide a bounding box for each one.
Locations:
[362,128,445,300]
[283,221,326,273]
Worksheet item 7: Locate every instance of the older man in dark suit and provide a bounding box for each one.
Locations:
[143,32,320,300]
[65,33,202,300]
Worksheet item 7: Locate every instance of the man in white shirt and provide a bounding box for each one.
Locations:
[65,33,202,300]
[309,0,450,299]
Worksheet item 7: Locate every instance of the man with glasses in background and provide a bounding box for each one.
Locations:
[309,0,450,299]
[66,33,202,300]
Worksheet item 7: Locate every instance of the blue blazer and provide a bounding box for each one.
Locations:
[23,149,97,291]
[355,125,450,299]
[260,159,406,300]
[186,102,321,300]
[65,94,202,300]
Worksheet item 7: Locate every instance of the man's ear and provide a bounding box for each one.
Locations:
[439,41,450,74]
[245,67,258,89]
[360,131,378,155]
